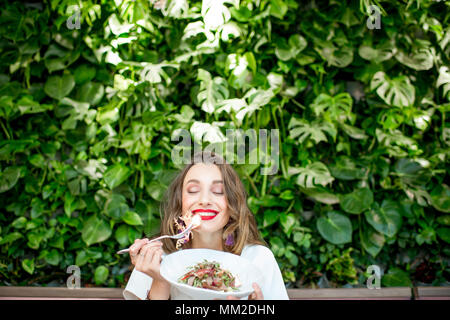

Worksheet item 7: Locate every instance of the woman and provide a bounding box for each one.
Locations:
[123,151,289,300]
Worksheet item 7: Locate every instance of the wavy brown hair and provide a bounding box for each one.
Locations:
[153,151,266,256]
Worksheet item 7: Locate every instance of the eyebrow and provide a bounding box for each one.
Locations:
[186,179,223,185]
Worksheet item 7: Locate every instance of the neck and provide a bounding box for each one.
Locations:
[191,230,224,251]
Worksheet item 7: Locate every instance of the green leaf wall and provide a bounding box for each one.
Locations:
[0,0,448,287]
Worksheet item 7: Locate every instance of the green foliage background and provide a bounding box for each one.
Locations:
[0,0,449,288]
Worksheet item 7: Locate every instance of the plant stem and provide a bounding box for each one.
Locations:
[359,214,365,256]
[367,136,376,153]
[284,199,295,214]
[278,105,287,140]
[292,99,306,109]
[261,151,268,197]
[39,166,47,189]
[442,108,445,144]
[245,170,260,198]
[278,105,289,179]
[253,112,259,132]
[271,105,287,179]
[0,119,11,140]
[231,112,239,128]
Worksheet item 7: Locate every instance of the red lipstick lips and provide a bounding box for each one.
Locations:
[192,209,219,221]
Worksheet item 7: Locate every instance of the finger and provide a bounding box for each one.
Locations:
[252,283,264,300]
[129,239,150,257]
[140,244,155,261]
[148,240,164,247]
[142,242,163,256]
[130,240,146,265]
[135,242,163,272]
[134,238,149,244]
[140,241,163,253]
[135,248,145,270]
[136,242,150,259]
[145,245,162,265]
[150,248,163,267]
[130,243,146,265]
[135,246,151,272]
[227,296,239,300]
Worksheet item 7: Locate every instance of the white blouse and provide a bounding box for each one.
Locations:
[122,244,289,300]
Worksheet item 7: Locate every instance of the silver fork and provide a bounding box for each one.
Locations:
[116,223,195,255]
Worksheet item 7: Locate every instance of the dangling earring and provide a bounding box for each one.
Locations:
[225,233,235,246]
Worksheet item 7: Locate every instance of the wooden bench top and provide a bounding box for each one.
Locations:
[0,286,448,300]
[0,287,124,299]
[414,286,450,300]
[287,287,412,300]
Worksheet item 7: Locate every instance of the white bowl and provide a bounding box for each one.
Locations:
[160,248,263,300]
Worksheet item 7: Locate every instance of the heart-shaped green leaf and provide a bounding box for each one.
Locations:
[0,167,21,193]
[22,259,35,275]
[360,226,385,257]
[381,268,412,287]
[280,214,296,234]
[329,156,367,180]
[77,82,104,106]
[94,266,109,285]
[115,225,129,247]
[430,184,450,213]
[123,211,144,226]
[437,227,450,244]
[81,215,112,246]
[317,211,352,244]
[75,251,88,267]
[365,200,402,237]
[104,164,132,190]
[437,215,450,226]
[298,186,340,205]
[394,158,431,186]
[340,188,374,214]
[45,249,61,266]
[0,232,23,245]
[44,74,75,100]
[11,217,27,229]
[105,193,128,220]
[74,64,96,84]
[263,209,279,227]
[269,0,288,19]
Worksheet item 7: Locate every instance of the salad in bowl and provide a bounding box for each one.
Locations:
[178,260,241,292]
[160,249,263,300]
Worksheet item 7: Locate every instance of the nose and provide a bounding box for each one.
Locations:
[198,188,212,206]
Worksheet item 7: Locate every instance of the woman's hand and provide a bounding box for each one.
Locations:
[129,239,170,300]
[128,238,150,266]
[226,283,264,300]
[134,241,165,281]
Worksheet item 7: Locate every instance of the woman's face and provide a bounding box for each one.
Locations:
[181,163,229,234]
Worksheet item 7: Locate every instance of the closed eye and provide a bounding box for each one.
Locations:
[187,191,223,195]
